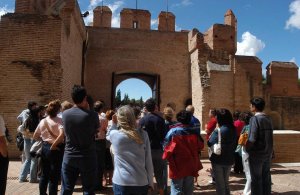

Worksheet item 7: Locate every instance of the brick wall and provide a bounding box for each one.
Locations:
[200,130,300,163]
[0,14,63,158]
[120,9,151,30]
[85,27,191,111]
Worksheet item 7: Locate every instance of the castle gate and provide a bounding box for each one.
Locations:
[84,27,192,110]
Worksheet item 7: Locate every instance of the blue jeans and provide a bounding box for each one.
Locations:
[19,138,37,181]
[249,156,272,195]
[212,163,231,195]
[39,142,63,195]
[113,184,148,195]
[170,176,194,195]
[60,156,97,195]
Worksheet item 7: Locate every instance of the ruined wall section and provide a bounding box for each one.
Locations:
[0,14,63,158]
[85,28,190,110]
[270,97,300,130]
[233,56,263,111]
[266,62,300,97]
[189,27,234,128]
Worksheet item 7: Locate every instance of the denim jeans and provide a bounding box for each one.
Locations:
[0,153,9,195]
[113,183,148,195]
[39,142,63,195]
[249,156,272,195]
[60,156,97,195]
[170,176,194,195]
[19,138,37,181]
[212,163,231,195]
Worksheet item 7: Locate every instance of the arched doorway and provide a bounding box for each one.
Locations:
[111,72,160,108]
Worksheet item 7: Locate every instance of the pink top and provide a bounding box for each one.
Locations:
[95,114,108,140]
[35,116,63,144]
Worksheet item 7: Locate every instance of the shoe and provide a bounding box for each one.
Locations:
[29,179,39,183]
[19,179,28,183]
[208,180,216,185]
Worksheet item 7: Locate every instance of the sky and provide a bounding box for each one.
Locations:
[1,0,300,100]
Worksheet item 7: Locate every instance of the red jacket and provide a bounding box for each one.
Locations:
[162,125,204,179]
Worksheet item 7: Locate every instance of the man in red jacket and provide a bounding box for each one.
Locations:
[163,110,204,195]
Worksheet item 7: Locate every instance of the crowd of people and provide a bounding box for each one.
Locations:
[0,85,274,195]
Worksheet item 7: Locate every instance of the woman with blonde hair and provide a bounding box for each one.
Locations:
[106,105,154,195]
[33,99,64,195]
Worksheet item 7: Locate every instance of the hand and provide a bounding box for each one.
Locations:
[148,186,154,192]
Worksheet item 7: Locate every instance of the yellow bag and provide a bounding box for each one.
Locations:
[238,132,248,145]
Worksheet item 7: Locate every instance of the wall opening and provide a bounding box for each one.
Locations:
[112,72,160,108]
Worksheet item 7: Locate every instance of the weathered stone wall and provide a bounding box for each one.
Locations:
[0,0,85,158]
[60,0,86,101]
[269,97,300,130]
[0,14,63,158]
[84,28,191,111]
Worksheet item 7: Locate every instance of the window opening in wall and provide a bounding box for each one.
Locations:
[133,21,138,29]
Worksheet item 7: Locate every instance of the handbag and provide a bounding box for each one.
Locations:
[208,128,222,156]
[30,140,42,157]
[213,128,221,155]
[16,132,24,151]
[238,132,248,145]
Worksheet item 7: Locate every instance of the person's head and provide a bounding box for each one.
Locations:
[163,106,174,122]
[38,105,47,118]
[46,100,61,118]
[216,108,234,127]
[144,98,156,112]
[240,111,253,125]
[94,101,104,113]
[209,108,217,118]
[117,105,143,144]
[71,85,87,106]
[61,101,73,112]
[176,110,192,125]
[186,105,195,115]
[250,97,265,112]
[233,110,241,121]
[105,110,115,120]
[133,106,141,119]
[166,102,176,112]
[27,101,38,111]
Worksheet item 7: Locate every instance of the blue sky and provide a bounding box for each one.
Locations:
[1,0,300,100]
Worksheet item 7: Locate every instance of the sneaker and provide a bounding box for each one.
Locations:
[19,179,28,183]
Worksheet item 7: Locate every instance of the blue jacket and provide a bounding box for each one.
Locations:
[208,125,237,165]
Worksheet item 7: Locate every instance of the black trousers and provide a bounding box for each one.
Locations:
[0,153,9,195]
[95,140,106,189]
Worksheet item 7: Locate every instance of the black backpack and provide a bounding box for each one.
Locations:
[16,132,24,151]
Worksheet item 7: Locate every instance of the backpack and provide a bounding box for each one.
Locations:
[16,132,24,151]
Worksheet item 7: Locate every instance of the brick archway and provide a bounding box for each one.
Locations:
[111,72,160,108]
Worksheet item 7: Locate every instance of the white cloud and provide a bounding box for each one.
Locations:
[285,0,300,30]
[174,0,192,7]
[236,31,265,56]
[151,19,158,29]
[175,24,182,31]
[289,57,296,63]
[0,6,14,20]
[84,0,124,27]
